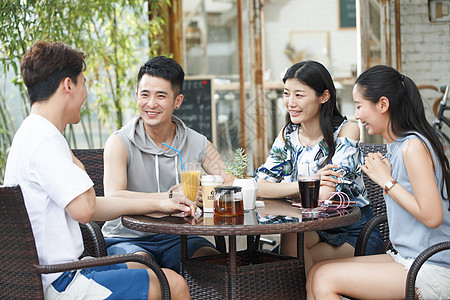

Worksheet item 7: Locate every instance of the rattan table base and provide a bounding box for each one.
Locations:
[181,250,305,300]
[122,203,361,299]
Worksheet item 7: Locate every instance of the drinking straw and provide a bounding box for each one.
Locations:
[162,142,185,172]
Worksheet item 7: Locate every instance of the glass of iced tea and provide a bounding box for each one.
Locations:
[180,162,201,202]
[298,174,321,218]
[213,186,244,217]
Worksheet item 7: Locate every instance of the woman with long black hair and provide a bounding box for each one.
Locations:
[255,61,382,273]
[307,65,450,299]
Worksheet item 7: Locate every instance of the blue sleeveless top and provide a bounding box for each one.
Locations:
[387,132,450,268]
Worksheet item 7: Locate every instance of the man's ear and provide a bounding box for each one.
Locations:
[63,77,72,94]
[320,90,330,104]
[377,96,390,113]
[174,94,184,109]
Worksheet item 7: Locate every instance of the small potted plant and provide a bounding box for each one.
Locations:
[225,148,258,210]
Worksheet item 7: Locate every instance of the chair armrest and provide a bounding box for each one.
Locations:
[79,221,107,257]
[35,254,171,300]
[405,241,450,300]
[354,213,388,256]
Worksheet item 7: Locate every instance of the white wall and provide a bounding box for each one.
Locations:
[393,0,450,141]
[263,0,450,145]
[397,1,450,84]
[264,0,357,81]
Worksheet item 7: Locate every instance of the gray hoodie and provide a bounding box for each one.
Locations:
[102,114,207,238]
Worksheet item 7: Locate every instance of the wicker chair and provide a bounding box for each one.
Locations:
[72,148,104,196]
[72,149,108,257]
[79,221,108,257]
[354,143,391,256]
[355,143,450,299]
[0,184,171,300]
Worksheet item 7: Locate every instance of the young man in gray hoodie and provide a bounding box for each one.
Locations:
[102,56,234,272]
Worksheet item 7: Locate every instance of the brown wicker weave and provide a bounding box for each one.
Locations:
[354,143,393,255]
[79,221,107,257]
[72,148,104,196]
[122,202,361,300]
[0,185,171,300]
[182,250,304,300]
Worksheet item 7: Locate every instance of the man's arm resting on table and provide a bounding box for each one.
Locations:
[92,195,196,221]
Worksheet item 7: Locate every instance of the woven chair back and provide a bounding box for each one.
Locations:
[72,148,106,237]
[72,149,104,197]
[0,185,45,299]
[360,143,392,252]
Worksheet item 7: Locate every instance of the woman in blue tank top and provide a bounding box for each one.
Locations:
[307,65,450,299]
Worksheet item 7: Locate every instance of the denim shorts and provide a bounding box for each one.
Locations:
[46,263,149,299]
[317,205,383,255]
[105,233,215,273]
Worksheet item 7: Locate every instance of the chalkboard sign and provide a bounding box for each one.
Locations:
[174,77,215,143]
[339,0,356,28]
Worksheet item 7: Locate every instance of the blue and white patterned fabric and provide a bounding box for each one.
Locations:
[254,120,368,207]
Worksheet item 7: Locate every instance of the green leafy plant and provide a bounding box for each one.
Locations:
[225,148,249,179]
[0,0,169,184]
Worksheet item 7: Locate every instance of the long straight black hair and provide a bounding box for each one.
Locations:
[355,65,450,209]
[282,61,346,167]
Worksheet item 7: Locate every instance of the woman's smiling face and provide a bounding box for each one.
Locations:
[283,78,324,125]
[353,84,383,135]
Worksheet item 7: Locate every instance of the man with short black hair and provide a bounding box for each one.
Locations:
[102,56,234,272]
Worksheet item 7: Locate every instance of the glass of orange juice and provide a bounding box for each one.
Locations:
[180,162,201,202]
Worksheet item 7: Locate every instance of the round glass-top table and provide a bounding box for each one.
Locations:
[122,198,361,300]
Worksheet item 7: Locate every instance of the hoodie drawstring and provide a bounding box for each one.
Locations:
[155,155,160,193]
[174,156,179,185]
[154,154,180,193]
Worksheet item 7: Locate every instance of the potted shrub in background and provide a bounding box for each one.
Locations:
[225,148,258,210]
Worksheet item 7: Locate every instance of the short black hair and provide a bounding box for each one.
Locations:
[137,56,184,95]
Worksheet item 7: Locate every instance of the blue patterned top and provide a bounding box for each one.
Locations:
[254,121,368,207]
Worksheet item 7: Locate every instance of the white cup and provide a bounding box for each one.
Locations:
[201,175,224,213]
[233,178,258,211]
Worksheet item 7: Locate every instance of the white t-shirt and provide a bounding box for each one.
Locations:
[4,114,94,290]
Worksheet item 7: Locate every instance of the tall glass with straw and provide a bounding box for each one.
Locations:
[163,143,201,202]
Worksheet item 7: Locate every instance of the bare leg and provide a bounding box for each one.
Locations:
[127,251,191,300]
[192,246,220,257]
[306,254,392,299]
[146,268,190,300]
[307,254,407,300]
[280,231,355,274]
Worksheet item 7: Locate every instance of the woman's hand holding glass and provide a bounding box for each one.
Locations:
[315,164,342,188]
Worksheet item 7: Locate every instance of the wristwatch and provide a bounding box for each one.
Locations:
[383,180,397,195]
